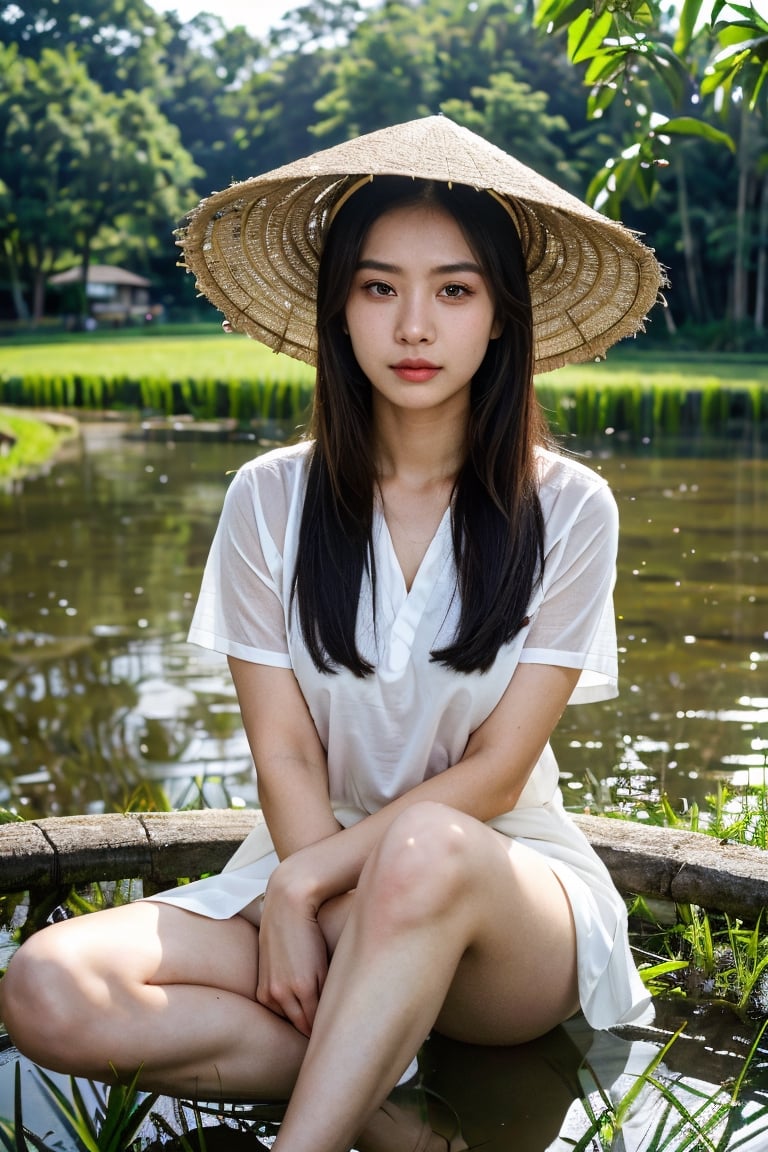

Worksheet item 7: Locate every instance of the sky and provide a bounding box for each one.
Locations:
[148,0,308,39]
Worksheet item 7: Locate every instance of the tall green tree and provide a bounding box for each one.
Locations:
[0,0,171,92]
[312,1,442,138]
[312,0,588,181]
[0,44,199,321]
[442,73,573,185]
[158,11,270,195]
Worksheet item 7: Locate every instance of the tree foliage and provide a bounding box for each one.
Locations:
[0,0,765,340]
[533,0,768,335]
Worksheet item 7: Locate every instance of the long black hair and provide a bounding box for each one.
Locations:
[293,176,551,676]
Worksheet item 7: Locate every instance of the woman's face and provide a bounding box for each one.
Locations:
[343,202,499,421]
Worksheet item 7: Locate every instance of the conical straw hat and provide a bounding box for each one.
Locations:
[178,115,664,374]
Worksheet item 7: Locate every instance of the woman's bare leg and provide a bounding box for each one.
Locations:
[272,801,579,1152]
[0,901,308,1100]
[1,804,579,1148]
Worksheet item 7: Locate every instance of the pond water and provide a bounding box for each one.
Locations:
[1,419,767,1149]
[1,421,765,820]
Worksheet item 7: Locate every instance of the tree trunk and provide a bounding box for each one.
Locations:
[3,236,31,321]
[732,101,751,332]
[755,169,768,332]
[677,151,704,322]
[77,240,93,327]
[32,268,47,325]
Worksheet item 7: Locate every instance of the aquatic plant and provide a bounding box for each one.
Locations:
[0,1063,158,1152]
[570,1020,768,1151]
[585,782,768,1017]
[0,1062,279,1151]
[633,902,768,1020]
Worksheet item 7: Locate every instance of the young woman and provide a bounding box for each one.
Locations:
[1,117,664,1152]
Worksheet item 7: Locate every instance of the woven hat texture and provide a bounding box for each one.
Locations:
[179,116,664,374]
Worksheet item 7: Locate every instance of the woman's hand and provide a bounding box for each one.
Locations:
[256,863,329,1037]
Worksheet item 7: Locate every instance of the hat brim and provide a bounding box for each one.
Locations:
[179,116,664,375]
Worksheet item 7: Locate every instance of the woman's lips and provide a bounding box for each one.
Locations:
[391,360,440,382]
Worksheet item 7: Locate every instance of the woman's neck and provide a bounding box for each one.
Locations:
[372,401,467,489]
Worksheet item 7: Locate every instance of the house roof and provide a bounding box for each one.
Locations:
[49,264,152,288]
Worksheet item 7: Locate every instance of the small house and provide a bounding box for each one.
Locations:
[48,265,159,324]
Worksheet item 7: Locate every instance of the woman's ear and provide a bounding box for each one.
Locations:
[490,315,503,340]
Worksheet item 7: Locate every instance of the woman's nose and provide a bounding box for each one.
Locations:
[395,295,435,344]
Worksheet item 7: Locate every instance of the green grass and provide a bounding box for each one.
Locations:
[552,350,768,387]
[0,408,78,481]
[2,327,766,389]
[0,327,314,385]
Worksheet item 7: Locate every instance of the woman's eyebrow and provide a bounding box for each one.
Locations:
[356,259,484,275]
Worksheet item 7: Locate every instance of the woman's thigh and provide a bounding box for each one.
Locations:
[3,899,259,1010]
[432,828,580,1046]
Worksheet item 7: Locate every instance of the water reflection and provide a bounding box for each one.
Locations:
[2,422,765,820]
[3,999,767,1150]
[553,444,767,817]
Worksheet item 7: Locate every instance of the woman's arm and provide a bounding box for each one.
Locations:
[228,655,341,856]
[270,660,580,913]
[229,654,347,1036]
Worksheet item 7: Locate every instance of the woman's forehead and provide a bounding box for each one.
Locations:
[360,202,478,261]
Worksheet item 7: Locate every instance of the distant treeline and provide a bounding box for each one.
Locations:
[1,0,766,347]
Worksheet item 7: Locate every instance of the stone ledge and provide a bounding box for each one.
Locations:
[1,810,766,918]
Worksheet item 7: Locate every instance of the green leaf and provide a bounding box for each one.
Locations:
[701,47,751,94]
[719,2,768,24]
[630,2,656,28]
[674,0,705,55]
[748,60,768,110]
[647,1075,729,1151]
[660,116,736,150]
[613,1026,687,1129]
[584,49,626,86]
[646,51,686,105]
[33,1071,99,1152]
[566,10,591,61]
[587,82,618,119]
[7,1065,56,1152]
[534,0,591,34]
[638,959,690,982]
[585,164,615,210]
[716,24,759,46]
[568,8,614,65]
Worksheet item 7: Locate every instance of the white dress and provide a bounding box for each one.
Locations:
[151,441,652,1030]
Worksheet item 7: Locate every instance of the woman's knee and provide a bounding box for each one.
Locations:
[361,802,475,927]
[1,920,108,1065]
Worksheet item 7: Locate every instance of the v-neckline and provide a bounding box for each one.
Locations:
[376,504,452,599]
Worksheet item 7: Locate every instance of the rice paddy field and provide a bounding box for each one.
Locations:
[0,324,314,383]
[2,323,767,389]
[2,325,766,444]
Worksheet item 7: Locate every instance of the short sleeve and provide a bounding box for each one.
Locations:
[519,474,619,704]
[187,458,293,667]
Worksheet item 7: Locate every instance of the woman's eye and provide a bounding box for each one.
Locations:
[441,284,470,298]
[366,281,395,297]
